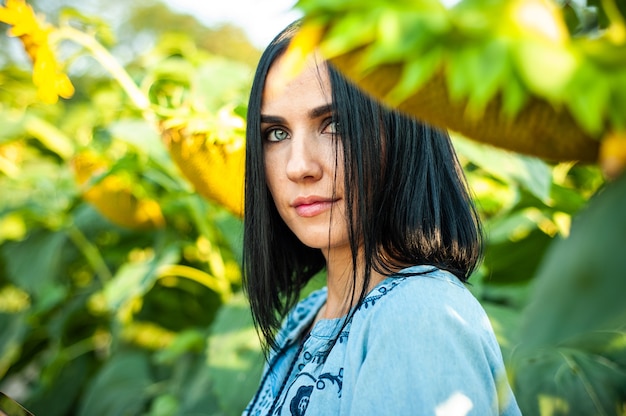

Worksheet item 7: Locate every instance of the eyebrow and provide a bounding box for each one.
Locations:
[308,104,333,119]
[260,104,334,124]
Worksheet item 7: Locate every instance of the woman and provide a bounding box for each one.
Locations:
[242,22,520,416]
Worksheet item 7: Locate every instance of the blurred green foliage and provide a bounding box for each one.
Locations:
[1,0,624,415]
[0,1,262,414]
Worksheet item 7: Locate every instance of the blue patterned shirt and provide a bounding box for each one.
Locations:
[243,265,521,415]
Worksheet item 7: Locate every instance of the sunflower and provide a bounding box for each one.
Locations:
[0,0,74,103]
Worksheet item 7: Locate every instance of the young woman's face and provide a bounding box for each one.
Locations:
[261,54,348,254]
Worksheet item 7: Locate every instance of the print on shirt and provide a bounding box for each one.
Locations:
[274,368,344,415]
[289,385,312,416]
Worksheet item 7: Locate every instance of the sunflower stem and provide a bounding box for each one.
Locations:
[66,224,113,283]
[50,26,153,117]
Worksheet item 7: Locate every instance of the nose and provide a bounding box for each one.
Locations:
[285,133,323,182]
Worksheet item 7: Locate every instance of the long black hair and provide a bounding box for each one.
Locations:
[243,22,483,353]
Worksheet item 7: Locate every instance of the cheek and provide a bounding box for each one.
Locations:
[263,150,281,190]
[263,153,289,220]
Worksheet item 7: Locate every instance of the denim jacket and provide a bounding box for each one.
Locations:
[243,265,521,416]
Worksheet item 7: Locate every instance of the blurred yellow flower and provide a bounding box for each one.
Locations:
[163,125,245,218]
[279,22,325,83]
[0,0,74,103]
[599,130,626,180]
[72,150,166,230]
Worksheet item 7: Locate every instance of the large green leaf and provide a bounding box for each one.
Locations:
[0,312,28,378]
[512,332,626,416]
[482,302,522,362]
[77,351,152,416]
[26,354,93,416]
[206,292,263,415]
[512,174,626,414]
[102,245,179,314]
[483,221,554,284]
[1,231,68,300]
[213,212,244,265]
[173,353,223,416]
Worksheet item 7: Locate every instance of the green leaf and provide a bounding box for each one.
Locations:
[549,183,588,215]
[464,39,510,117]
[206,292,263,415]
[445,45,481,103]
[0,312,28,378]
[147,394,179,416]
[481,302,522,362]
[514,40,579,102]
[175,354,223,415]
[102,245,179,313]
[512,174,626,414]
[362,9,448,69]
[453,135,552,202]
[154,329,205,365]
[517,177,626,347]
[77,351,152,416]
[1,231,68,299]
[387,48,443,106]
[512,341,626,416]
[321,12,379,58]
[500,75,529,119]
[466,173,518,216]
[213,212,244,265]
[565,62,610,136]
[483,225,553,284]
[26,354,92,416]
[608,71,626,132]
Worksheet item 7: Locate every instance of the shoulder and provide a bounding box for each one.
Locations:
[360,265,480,314]
[354,265,497,348]
[340,266,517,414]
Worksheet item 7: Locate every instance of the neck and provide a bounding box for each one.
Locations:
[321,245,387,319]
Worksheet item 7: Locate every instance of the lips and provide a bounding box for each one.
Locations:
[291,196,338,217]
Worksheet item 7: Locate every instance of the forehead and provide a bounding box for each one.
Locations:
[262,53,331,111]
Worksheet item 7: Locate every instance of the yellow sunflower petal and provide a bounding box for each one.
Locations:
[30,40,74,103]
[55,73,75,99]
[0,0,46,39]
[0,0,24,25]
[599,130,626,180]
[164,127,245,218]
[0,0,71,104]
[73,151,165,229]
[278,22,325,83]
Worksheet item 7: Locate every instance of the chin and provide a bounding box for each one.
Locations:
[294,230,349,252]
